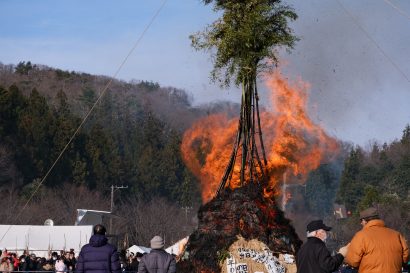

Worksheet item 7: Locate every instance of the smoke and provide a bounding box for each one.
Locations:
[273,0,410,146]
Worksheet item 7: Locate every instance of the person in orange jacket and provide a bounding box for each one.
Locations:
[345,207,409,273]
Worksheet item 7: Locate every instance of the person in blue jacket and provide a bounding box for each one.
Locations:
[76,224,121,273]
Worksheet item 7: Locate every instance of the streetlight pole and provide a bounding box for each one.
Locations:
[181,206,192,232]
[109,185,128,234]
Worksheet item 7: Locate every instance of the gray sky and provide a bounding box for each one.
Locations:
[284,0,410,147]
[0,0,409,147]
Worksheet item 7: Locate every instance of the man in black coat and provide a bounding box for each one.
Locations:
[296,220,349,273]
[137,236,175,273]
[76,224,121,273]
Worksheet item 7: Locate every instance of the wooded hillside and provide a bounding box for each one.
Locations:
[0,61,209,205]
[1,61,408,246]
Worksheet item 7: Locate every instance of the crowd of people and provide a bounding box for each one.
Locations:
[1,206,408,273]
[123,252,143,272]
[0,248,150,273]
[0,249,77,273]
[0,227,173,273]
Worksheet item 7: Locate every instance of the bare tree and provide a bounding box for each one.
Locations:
[119,196,196,247]
[0,183,108,225]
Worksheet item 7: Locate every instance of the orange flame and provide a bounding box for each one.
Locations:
[181,72,339,203]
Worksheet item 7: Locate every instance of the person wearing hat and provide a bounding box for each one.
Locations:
[137,235,175,273]
[76,224,121,273]
[296,220,349,273]
[345,207,409,273]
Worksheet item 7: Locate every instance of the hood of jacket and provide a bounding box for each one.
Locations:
[89,234,108,247]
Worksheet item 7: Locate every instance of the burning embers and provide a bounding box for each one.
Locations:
[177,184,302,273]
[181,72,339,203]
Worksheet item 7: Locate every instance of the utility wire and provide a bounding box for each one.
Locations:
[383,0,410,20]
[0,0,169,244]
[335,0,410,83]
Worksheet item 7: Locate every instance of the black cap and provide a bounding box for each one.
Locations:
[306,220,332,232]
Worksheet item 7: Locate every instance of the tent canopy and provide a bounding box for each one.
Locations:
[126,236,189,257]
[76,209,111,226]
[126,245,151,256]
[165,236,188,256]
[0,225,93,257]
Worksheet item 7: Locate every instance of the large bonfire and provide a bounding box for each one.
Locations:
[178,0,339,271]
[178,72,339,272]
[182,72,339,203]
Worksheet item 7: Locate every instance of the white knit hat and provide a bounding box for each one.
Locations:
[150,235,164,249]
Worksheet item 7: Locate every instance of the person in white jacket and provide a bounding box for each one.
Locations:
[55,257,67,273]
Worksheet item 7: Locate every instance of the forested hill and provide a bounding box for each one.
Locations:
[0,61,238,207]
[303,126,410,241]
[1,61,204,130]
[1,62,409,239]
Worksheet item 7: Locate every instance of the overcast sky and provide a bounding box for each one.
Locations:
[1,0,409,147]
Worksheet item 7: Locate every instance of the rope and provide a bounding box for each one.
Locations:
[383,0,410,20]
[0,0,169,244]
[335,0,410,83]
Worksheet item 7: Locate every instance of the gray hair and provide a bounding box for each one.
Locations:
[307,230,317,237]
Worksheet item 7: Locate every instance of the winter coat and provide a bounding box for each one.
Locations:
[0,260,13,273]
[296,237,344,273]
[68,257,77,269]
[11,257,19,269]
[26,258,38,271]
[126,259,139,272]
[137,249,176,273]
[55,259,67,273]
[345,219,409,273]
[18,257,28,271]
[76,234,121,273]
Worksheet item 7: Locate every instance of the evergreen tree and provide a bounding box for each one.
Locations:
[17,89,55,184]
[15,61,33,75]
[133,112,167,199]
[305,164,339,217]
[191,0,298,194]
[379,143,394,174]
[71,152,88,185]
[85,123,121,190]
[158,131,199,203]
[79,87,97,110]
[400,124,410,145]
[357,186,381,210]
[336,147,365,211]
[0,85,27,139]
[392,154,410,198]
[50,90,79,184]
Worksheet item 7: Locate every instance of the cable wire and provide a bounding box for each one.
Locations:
[383,0,410,20]
[336,0,410,83]
[0,0,169,244]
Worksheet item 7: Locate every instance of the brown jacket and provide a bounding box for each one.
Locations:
[345,219,409,273]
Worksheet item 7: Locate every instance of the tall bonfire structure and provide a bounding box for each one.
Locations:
[179,0,337,272]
